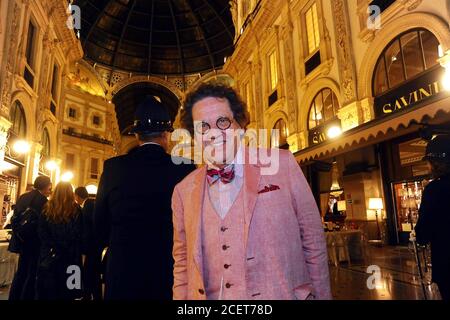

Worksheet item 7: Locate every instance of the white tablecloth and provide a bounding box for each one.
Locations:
[0,242,18,287]
[325,230,365,266]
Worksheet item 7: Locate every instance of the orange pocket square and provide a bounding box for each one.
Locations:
[258,184,280,194]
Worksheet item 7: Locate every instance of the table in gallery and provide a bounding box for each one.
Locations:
[325,229,367,266]
[0,238,18,287]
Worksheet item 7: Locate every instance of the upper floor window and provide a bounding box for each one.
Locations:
[41,129,51,158]
[9,101,27,138]
[304,2,322,75]
[50,64,60,115]
[51,64,60,102]
[68,107,77,118]
[24,20,37,88]
[93,115,101,126]
[369,0,396,14]
[90,157,99,179]
[308,88,340,129]
[306,3,320,55]
[272,118,288,149]
[373,29,441,96]
[268,50,278,91]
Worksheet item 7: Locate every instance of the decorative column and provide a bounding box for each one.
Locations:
[229,0,239,42]
[29,142,43,186]
[36,29,54,133]
[251,51,264,128]
[0,1,21,117]
[281,18,300,152]
[53,157,62,185]
[439,50,450,91]
[331,0,361,130]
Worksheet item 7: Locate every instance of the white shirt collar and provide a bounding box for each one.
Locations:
[140,142,162,147]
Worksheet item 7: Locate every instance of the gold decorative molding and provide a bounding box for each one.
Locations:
[0,1,21,118]
[338,102,360,132]
[331,0,358,104]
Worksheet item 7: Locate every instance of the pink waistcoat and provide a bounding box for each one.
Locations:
[201,187,248,300]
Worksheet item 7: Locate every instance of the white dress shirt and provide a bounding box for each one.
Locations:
[207,146,244,219]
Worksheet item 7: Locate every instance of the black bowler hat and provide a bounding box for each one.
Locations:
[129,95,174,134]
[423,135,450,163]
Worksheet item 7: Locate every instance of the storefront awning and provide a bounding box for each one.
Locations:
[295,95,450,164]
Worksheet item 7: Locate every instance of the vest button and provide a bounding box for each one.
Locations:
[221,227,227,232]
[224,264,230,269]
[225,283,232,289]
[198,289,205,295]
[222,245,228,251]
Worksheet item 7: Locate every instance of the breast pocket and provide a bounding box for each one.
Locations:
[293,283,314,300]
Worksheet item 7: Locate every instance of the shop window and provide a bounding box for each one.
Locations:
[24,20,37,88]
[373,29,441,96]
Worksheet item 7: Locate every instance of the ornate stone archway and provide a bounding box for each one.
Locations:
[298,78,342,133]
[111,76,184,101]
[357,12,450,100]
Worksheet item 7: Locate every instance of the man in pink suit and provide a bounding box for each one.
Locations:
[172,83,331,300]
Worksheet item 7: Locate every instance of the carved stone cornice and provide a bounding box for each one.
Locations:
[358,0,424,43]
[49,0,83,62]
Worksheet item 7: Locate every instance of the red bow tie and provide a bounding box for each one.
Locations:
[206,164,235,185]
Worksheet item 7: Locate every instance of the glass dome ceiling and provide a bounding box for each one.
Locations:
[74,0,235,76]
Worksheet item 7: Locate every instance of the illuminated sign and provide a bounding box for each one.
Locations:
[374,67,448,118]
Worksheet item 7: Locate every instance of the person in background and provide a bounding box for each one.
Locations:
[2,204,15,229]
[74,186,102,300]
[94,95,196,300]
[35,182,84,300]
[415,135,450,301]
[8,176,52,300]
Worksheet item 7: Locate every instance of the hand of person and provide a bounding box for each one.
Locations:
[409,230,416,242]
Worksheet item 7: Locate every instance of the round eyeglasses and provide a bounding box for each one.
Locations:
[195,117,233,135]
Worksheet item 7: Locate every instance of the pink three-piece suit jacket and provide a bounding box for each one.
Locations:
[171,147,332,300]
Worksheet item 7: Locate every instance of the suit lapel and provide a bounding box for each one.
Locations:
[242,149,261,247]
[190,167,206,279]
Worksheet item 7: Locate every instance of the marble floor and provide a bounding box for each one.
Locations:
[0,245,441,300]
[330,245,440,300]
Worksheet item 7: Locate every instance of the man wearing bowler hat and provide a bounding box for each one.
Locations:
[94,95,196,300]
[415,134,450,300]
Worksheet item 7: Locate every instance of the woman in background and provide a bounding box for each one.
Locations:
[36,182,85,300]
